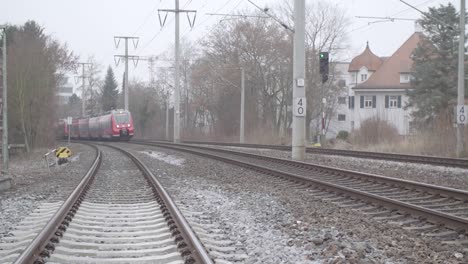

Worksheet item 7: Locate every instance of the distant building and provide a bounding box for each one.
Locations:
[57,76,74,105]
[325,25,422,138]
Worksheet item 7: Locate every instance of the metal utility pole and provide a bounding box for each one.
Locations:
[159,1,196,143]
[75,62,92,116]
[166,99,170,141]
[457,0,466,157]
[292,0,306,161]
[114,36,139,111]
[240,68,245,144]
[1,26,8,174]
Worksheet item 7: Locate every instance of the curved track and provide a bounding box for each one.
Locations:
[13,143,213,264]
[174,140,468,168]
[131,141,468,236]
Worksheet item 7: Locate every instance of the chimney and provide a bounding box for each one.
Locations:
[414,21,423,33]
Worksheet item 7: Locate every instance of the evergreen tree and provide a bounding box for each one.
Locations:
[407,3,460,124]
[67,93,82,117]
[101,66,118,111]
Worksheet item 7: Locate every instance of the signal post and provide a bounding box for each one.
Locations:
[319,52,329,145]
[292,0,306,161]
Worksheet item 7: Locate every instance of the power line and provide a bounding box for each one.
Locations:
[246,0,293,32]
[180,0,237,38]
[399,0,454,29]
[205,13,268,19]
[132,1,163,36]
[349,0,436,34]
[392,0,436,16]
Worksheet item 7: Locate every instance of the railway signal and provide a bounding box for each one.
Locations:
[319,51,329,84]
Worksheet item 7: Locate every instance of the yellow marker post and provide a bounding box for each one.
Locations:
[55,147,72,165]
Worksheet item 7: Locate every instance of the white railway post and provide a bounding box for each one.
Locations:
[292,0,306,161]
[1,26,8,174]
[240,67,245,144]
[457,0,466,157]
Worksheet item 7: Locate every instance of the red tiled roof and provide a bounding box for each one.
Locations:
[348,43,383,72]
[355,32,423,90]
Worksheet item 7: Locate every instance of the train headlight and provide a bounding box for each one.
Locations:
[116,125,120,128]
[128,124,130,127]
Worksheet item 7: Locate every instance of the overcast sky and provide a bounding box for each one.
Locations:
[0,0,457,91]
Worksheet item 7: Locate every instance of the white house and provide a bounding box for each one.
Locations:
[349,31,422,135]
[324,27,423,138]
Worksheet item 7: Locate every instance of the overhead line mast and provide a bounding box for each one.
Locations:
[158,0,196,143]
[114,36,139,111]
[75,62,92,116]
[1,25,8,174]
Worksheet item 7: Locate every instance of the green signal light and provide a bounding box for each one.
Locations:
[319,52,328,59]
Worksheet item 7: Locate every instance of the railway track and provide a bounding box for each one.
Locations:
[177,140,468,169]
[131,141,468,241]
[8,144,212,264]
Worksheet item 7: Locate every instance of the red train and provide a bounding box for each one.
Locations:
[56,109,134,141]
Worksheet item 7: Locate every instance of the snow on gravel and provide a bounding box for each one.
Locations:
[123,143,465,263]
[217,146,468,191]
[140,150,185,166]
[0,143,96,238]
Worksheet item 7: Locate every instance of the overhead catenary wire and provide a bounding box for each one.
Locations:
[246,0,293,32]
[137,0,194,55]
[399,0,454,29]
[131,0,163,37]
[180,0,239,38]
[349,0,437,34]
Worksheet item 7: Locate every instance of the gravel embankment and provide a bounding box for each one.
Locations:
[0,143,96,238]
[123,143,466,264]
[211,146,468,191]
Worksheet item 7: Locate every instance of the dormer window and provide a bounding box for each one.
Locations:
[361,74,368,82]
[400,73,411,84]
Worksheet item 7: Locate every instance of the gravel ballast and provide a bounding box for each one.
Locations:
[0,143,96,239]
[3,141,466,263]
[123,143,466,263]
[212,146,468,191]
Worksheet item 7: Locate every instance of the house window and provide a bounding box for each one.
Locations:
[348,96,355,109]
[338,97,346,104]
[385,95,402,108]
[364,96,373,108]
[389,96,398,108]
[400,73,411,84]
[338,114,346,121]
[361,74,368,82]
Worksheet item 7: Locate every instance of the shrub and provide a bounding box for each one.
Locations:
[336,130,349,141]
[352,117,400,146]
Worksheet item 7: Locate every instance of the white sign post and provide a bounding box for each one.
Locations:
[294,97,306,117]
[67,117,72,145]
[457,105,468,124]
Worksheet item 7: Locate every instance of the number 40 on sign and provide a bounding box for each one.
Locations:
[294,97,306,117]
[457,105,468,124]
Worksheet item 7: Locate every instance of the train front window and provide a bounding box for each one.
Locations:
[115,113,129,124]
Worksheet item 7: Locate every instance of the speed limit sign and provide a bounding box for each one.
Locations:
[457,105,468,124]
[294,97,306,117]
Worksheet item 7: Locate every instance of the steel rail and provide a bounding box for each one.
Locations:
[132,141,468,231]
[14,143,102,264]
[157,140,468,168]
[134,140,468,199]
[104,144,214,264]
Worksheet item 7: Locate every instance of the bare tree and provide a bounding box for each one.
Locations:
[194,15,292,140]
[278,1,349,140]
[7,21,77,150]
